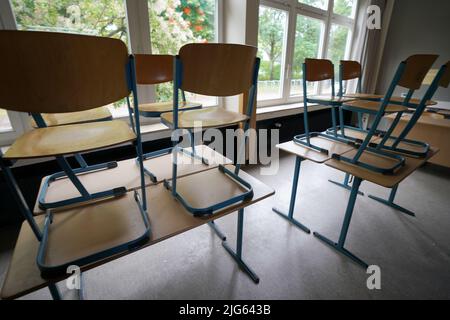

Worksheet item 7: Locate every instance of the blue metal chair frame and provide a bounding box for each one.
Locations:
[334,62,410,175]
[367,62,450,215]
[369,63,449,158]
[326,62,375,141]
[32,114,126,210]
[0,53,150,279]
[294,62,355,155]
[163,56,260,217]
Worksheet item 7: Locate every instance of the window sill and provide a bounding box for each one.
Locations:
[256,102,329,121]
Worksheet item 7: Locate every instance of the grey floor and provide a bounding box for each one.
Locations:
[1,151,450,300]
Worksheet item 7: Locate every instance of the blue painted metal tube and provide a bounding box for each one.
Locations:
[235,57,260,175]
[302,63,311,146]
[126,96,136,133]
[338,177,362,247]
[48,284,62,300]
[129,56,148,211]
[0,157,42,241]
[388,184,398,203]
[377,112,403,149]
[236,209,244,259]
[55,156,90,198]
[74,154,88,168]
[392,65,447,148]
[351,62,406,163]
[171,56,182,196]
[288,156,302,219]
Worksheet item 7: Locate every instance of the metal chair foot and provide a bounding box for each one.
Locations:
[272,208,311,234]
[368,195,416,217]
[313,232,369,268]
[328,179,365,196]
[222,241,260,284]
[208,221,227,241]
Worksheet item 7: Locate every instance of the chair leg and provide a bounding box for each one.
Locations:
[208,221,227,241]
[37,156,127,210]
[222,209,260,284]
[368,185,415,217]
[272,156,310,234]
[329,173,365,196]
[48,283,62,300]
[0,158,42,241]
[313,177,369,268]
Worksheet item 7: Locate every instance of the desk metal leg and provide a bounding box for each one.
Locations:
[208,221,227,241]
[48,283,62,300]
[272,156,311,234]
[329,173,364,196]
[222,209,260,284]
[368,185,415,217]
[313,177,369,268]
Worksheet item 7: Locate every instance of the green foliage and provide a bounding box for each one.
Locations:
[258,6,286,81]
[12,0,128,42]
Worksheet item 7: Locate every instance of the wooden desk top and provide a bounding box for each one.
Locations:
[325,148,438,188]
[386,112,450,129]
[277,137,355,164]
[1,165,274,300]
[33,145,231,215]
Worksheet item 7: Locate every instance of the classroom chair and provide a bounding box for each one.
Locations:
[293,58,357,154]
[334,54,438,174]
[129,54,203,182]
[369,60,450,158]
[0,30,150,276]
[160,43,260,216]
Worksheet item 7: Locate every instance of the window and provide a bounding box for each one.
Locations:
[149,0,218,107]
[0,1,221,146]
[258,0,359,107]
[0,109,13,133]
[257,5,288,101]
[291,15,324,96]
[11,0,129,119]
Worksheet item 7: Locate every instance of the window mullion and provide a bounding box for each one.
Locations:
[282,5,297,103]
[318,0,334,95]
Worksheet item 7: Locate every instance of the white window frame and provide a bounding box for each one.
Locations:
[257,0,360,108]
[0,0,223,146]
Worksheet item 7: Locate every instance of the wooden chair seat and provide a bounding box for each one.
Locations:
[343,93,383,100]
[37,192,149,272]
[161,107,248,129]
[342,100,408,114]
[30,107,112,128]
[388,96,437,106]
[138,100,202,117]
[3,120,135,159]
[307,95,356,105]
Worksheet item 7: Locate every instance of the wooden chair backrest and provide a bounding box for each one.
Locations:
[340,60,362,81]
[398,54,439,90]
[305,58,334,82]
[135,54,173,85]
[178,43,258,97]
[0,30,130,114]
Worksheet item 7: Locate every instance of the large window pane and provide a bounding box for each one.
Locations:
[291,15,324,97]
[11,0,129,118]
[257,6,288,101]
[0,109,13,133]
[333,0,357,18]
[12,0,128,42]
[149,0,217,106]
[298,0,329,10]
[323,24,351,93]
